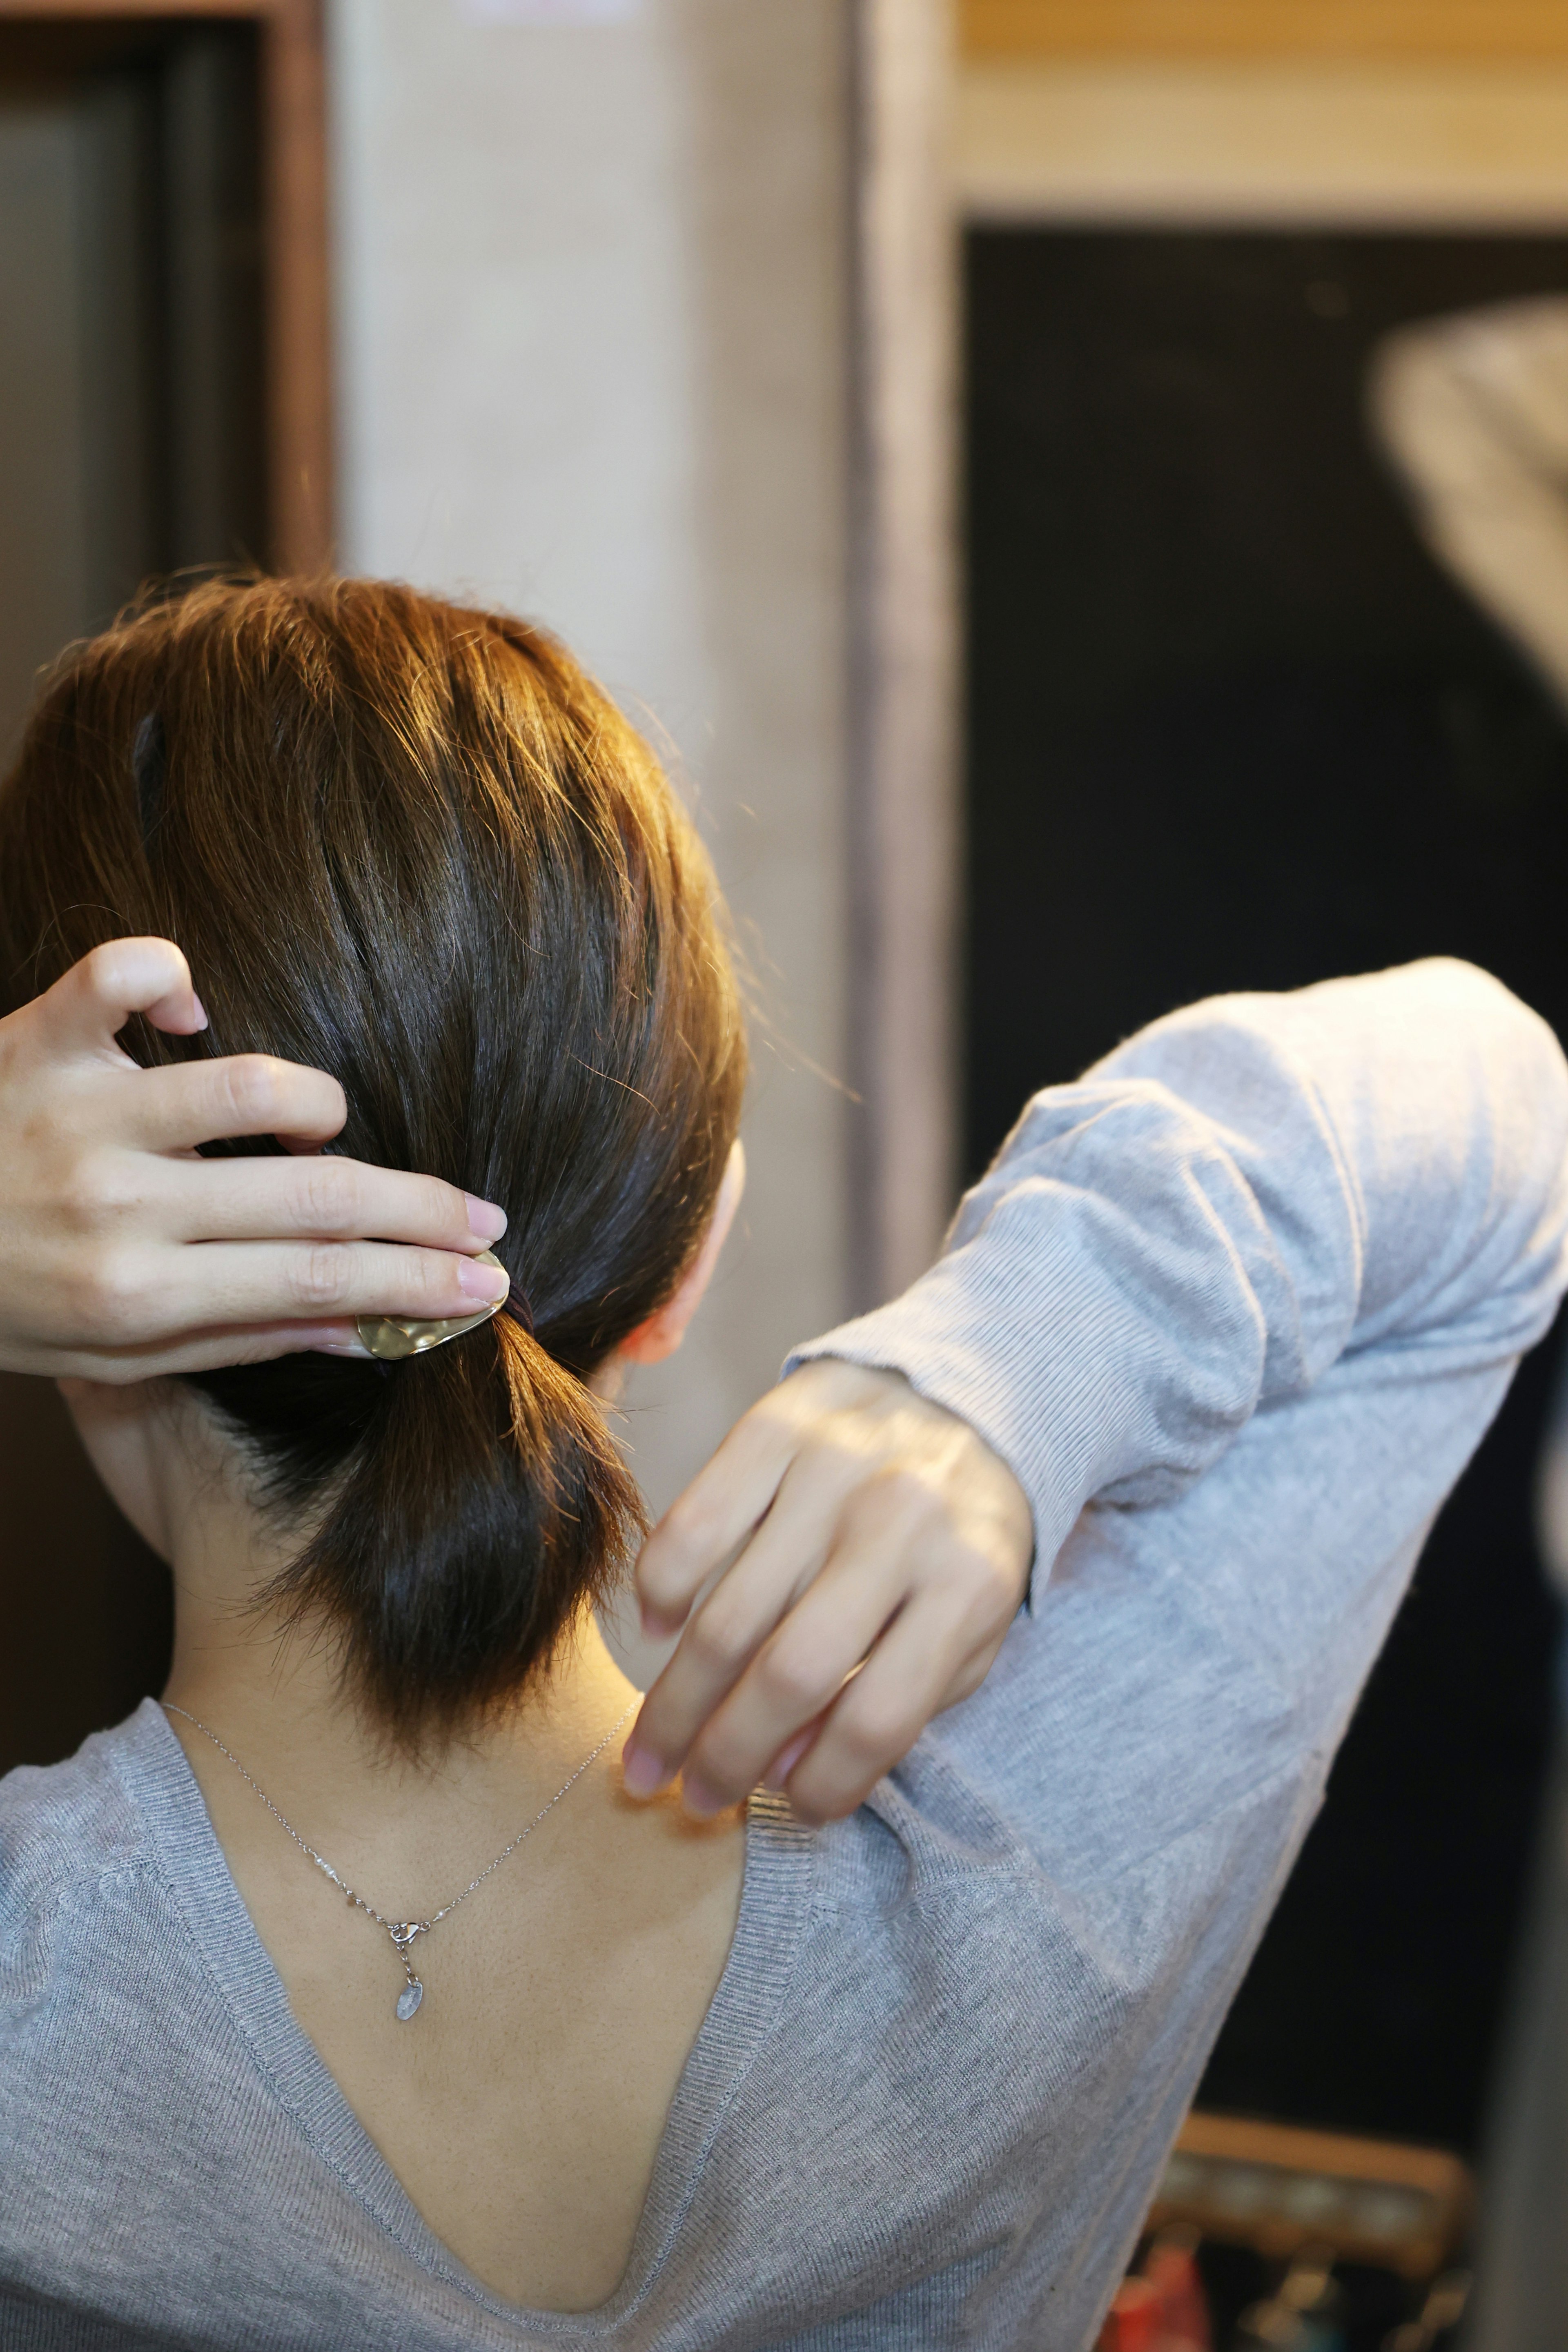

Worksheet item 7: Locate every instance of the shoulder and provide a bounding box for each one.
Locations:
[0,1702,164,1994]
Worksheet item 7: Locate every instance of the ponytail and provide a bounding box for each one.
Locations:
[0,576,746,1748]
[238,1313,645,1742]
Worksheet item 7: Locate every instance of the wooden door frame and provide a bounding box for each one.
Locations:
[847,0,961,1310]
[0,0,331,571]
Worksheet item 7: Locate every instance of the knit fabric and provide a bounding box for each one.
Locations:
[4,960,1566,2351]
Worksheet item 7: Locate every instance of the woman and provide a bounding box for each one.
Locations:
[2,577,1566,2350]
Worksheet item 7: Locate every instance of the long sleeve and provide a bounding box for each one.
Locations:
[780,963,1568,2351]
[789,960,1568,1601]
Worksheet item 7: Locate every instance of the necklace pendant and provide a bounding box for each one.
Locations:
[396,1977,424,2022]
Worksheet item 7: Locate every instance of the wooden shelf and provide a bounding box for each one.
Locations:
[963,1,1568,61]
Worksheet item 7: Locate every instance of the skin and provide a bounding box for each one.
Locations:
[0,936,514,1378]
[626,1359,1035,1827]
[10,937,1036,2293]
[62,1157,746,2312]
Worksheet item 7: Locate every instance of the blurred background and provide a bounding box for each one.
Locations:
[7,3,1568,2345]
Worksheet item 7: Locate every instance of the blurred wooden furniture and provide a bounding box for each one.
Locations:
[1149,2112,1474,2281]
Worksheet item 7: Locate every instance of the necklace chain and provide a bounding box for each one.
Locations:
[163,1697,637,2023]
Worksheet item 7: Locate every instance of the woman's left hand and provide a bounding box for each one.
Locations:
[622,1359,1035,1826]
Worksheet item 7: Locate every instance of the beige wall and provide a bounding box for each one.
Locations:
[331,0,853,1667]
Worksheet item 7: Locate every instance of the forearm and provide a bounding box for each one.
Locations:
[790,961,1568,1584]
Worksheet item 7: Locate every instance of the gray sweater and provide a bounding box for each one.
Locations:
[4,961,1567,2352]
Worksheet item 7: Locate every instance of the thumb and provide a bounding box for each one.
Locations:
[32,938,209,1056]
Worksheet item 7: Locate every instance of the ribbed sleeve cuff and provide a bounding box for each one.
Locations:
[782,1209,1177,1616]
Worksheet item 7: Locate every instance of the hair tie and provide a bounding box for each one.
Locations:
[355,1251,535,1363]
[498,1287,536,1341]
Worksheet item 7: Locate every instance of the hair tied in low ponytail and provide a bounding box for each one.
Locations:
[1,576,746,1747]
[498,1288,537,1342]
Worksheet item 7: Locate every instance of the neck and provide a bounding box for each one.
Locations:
[149,1392,639,1879]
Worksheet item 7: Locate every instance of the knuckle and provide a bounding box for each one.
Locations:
[839,1696,915,1768]
[296,1158,359,1232]
[74,1245,146,1333]
[662,1490,723,1562]
[636,1551,684,1613]
[755,1641,825,1716]
[684,1606,747,1678]
[81,941,125,1003]
[429,1176,469,1234]
[847,1463,941,1544]
[217,1055,285,1132]
[56,1148,127,1233]
[289,1243,353,1308]
[411,1250,463,1308]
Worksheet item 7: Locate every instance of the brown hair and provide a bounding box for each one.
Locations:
[0,577,745,1742]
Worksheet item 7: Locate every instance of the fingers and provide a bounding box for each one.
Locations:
[161,1153,506,1252]
[635,1395,804,1637]
[81,1238,509,1343]
[623,1364,1037,1826]
[37,938,207,1054]
[781,1592,988,1825]
[670,1528,908,1817]
[45,1319,367,1383]
[129,1053,349,1152]
[628,1453,854,1780]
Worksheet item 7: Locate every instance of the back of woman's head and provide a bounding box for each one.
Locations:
[0,577,746,1745]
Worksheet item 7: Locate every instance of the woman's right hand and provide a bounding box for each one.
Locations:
[0,937,510,1381]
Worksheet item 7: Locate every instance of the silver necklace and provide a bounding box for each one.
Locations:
[164,1699,637,2024]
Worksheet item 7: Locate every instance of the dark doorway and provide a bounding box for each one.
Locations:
[0,15,269,1775]
[0,15,266,763]
[965,227,1568,2156]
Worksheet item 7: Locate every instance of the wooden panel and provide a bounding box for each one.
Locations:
[956,60,1568,226]
[1148,2112,1474,2278]
[847,0,960,1307]
[260,0,331,572]
[0,0,332,570]
[963,0,1568,60]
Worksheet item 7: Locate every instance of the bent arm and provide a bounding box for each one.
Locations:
[631,959,1568,1821]
[790,959,1568,1593]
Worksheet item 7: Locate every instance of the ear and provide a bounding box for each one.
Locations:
[57,1375,176,1562]
[617,1140,746,1368]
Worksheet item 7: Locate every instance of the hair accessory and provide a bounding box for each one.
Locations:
[356,1249,518,1363]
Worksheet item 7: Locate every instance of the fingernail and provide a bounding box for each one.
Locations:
[464,1194,508,1243]
[681,1772,725,1819]
[189,993,209,1031]
[457,1256,509,1302]
[621,1741,666,1799]
[639,1603,683,1642]
[314,1339,372,1358]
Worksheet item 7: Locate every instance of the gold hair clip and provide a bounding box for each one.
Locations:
[356,1250,510,1363]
